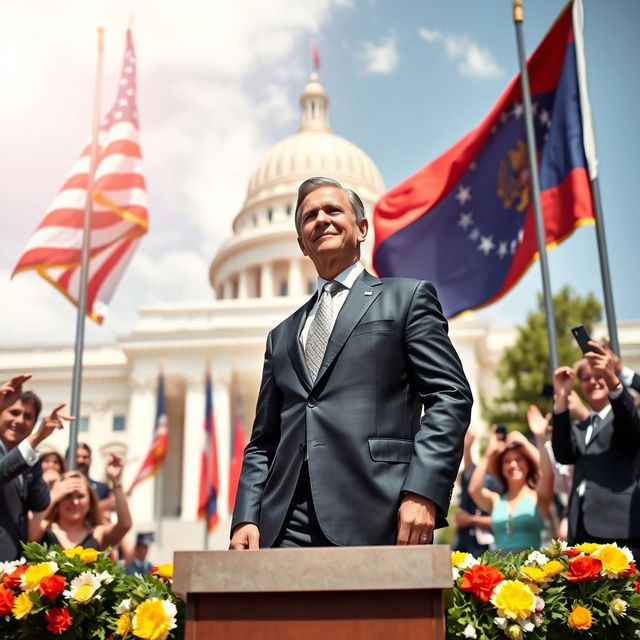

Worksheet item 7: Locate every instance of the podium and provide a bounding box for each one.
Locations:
[174,545,451,639]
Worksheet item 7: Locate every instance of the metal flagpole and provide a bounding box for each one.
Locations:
[68,27,105,470]
[512,0,559,373]
[572,0,620,354]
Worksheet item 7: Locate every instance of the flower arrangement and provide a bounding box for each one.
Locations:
[0,543,184,639]
[449,541,640,639]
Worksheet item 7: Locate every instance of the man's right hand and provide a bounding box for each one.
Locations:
[0,374,32,412]
[28,403,74,449]
[229,523,260,550]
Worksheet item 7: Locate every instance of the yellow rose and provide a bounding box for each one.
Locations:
[490,580,535,620]
[573,542,601,555]
[541,560,564,577]
[80,548,99,563]
[452,551,471,567]
[21,561,58,592]
[568,605,592,631]
[63,546,83,559]
[594,544,632,578]
[521,566,547,583]
[116,612,132,636]
[151,563,173,580]
[132,598,177,640]
[12,592,34,620]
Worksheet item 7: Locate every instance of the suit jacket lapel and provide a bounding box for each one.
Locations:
[287,295,317,391]
[314,270,382,385]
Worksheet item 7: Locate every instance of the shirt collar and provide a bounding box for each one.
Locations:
[589,404,612,421]
[315,262,364,295]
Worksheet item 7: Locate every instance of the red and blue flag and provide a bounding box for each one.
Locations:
[373,1,595,318]
[228,394,248,512]
[198,371,219,531]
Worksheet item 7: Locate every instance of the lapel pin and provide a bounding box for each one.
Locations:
[364,291,373,296]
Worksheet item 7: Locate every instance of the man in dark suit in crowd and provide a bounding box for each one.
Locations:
[230,177,472,549]
[552,342,640,561]
[0,375,71,560]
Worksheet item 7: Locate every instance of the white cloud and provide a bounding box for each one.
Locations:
[357,35,399,75]
[419,28,504,79]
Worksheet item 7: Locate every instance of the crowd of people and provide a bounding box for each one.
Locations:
[452,340,640,563]
[0,373,155,573]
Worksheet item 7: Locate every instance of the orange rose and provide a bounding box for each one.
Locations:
[0,585,16,615]
[45,606,73,635]
[460,564,504,602]
[3,565,28,589]
[633,579,640,595]
[568,605,592,631]
[621,561,637,578]
[566,556,602,583]
[39,575,66,600]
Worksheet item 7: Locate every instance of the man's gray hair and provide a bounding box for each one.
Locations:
[294,177,366,235]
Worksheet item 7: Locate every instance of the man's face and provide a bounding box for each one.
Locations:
[75,447,92,475]
[296,186,367,267]
[578,364,609,409]
[0,399,36,450]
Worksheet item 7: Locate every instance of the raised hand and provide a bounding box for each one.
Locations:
[585,341,619,390]
[526,404,550,440]
[105,453,125,482]
[0,374,32,412]
[29,403,74,448]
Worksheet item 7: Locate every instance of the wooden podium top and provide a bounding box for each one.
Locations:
[174,545,452,598]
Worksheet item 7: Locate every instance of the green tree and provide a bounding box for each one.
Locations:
[483,286,602,430]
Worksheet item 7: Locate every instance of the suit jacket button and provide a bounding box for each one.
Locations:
[307,397,317,408]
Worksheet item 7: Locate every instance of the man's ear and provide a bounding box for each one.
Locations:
[357,217,368,243]
[297,236,308,256]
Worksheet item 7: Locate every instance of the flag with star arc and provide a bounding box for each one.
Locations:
[373,1,595,319]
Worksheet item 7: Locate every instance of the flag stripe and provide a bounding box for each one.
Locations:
[13,28,147,324]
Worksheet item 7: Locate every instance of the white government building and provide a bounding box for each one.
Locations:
[2,73,638,559]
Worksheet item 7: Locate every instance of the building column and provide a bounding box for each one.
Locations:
[212,369,232,520]
[222,280,233,300]
[181,374,206,523]
[288,259,304,297]
[124,378,157,522]
[237,270,249,299]
[260,262,274,298]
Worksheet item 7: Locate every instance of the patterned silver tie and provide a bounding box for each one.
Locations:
[304,280,341,381]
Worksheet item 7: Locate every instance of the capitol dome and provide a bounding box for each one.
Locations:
[210,72,385,301]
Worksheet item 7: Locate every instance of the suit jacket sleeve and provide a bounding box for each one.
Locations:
[610,387,640,446]
[631,372,640,395]
[400,281,473,520]
[25,460,50,513]
[230,330,283,532]
[552,409,578,465]
[0,447,31,486]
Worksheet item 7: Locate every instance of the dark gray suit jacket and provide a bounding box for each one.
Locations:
[0,445,50,560]
[552,388,640,541]
[231,271,473,547]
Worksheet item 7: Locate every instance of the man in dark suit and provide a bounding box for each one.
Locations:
[230,177,472,549]
[0,375,71,560]
[552,342,640,561]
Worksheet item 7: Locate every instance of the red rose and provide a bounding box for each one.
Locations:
[39,574,66,600]
[460,564,504,602]
[564,549,580,557]
[621,562,637,579]
[566,556,602,582]
[3,564,28,589]
[45,607,73,635]
[0,585,16,615]
[633,579,640,594]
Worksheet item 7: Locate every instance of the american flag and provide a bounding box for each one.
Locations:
[228,393,248,512]
[128,372,169,494]
[13,29,148,323]
[197,370,219,532]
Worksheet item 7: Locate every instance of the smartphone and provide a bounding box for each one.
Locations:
[495,424,507,440]
[571,324,592,354]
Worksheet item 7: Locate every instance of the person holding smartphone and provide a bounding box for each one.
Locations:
[552,341,640,563]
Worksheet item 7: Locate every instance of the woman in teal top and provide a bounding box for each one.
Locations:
[469,420,554,553]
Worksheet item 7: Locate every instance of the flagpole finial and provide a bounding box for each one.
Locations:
[513,0,523,23]
[97,26,105,49]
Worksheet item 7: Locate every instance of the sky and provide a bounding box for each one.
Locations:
[0,0,637,349]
